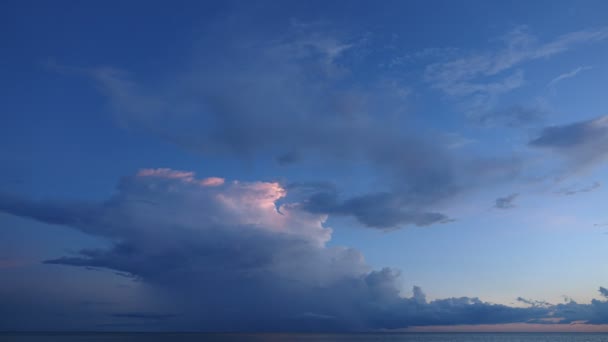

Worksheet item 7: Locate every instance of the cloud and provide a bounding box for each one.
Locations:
[276,151,301,165]
[556,181,601,196]
[56,22,527,231]
[550,291,608,325]
[529,115,608,172]
[517,297,551,308]
[442,133,476,150]
[110,312,177,321]
[426,26,607,96]
[302,191,451,229]
[494,193,519,209]
[473,105,545,128]
[548,66,592,88]
[0,168,572,331]
[425,26,608,119]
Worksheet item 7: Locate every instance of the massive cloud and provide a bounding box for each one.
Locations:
[2,168,593,331]
[60,22,530,231]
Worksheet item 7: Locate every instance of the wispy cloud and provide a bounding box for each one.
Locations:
[556,181,601,196]
[548,66,592,88]
[473,105,546,128]
[442,133,476,149]
[425,26,608,119]
[426,26,608,94]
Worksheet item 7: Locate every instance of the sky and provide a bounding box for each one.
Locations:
[2,0,608,332]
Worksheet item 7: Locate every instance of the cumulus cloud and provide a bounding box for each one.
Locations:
[494,193,519,210]
[529,115,608,172]
[2,168,594,331]
[549,292,608,325]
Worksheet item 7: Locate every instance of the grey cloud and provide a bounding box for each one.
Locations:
[494,193,518,210]
[0,169,587,331]
[517,297,551,308]
[66,23,527,231]
[276,151,301,165]
[302,191,450,229]
[556,181,601,196]
[529,116,608,171]
[550,289,608,325]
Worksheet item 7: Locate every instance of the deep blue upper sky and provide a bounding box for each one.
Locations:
[2,0,608,332]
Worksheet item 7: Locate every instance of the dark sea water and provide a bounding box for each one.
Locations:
[2,333,608,342]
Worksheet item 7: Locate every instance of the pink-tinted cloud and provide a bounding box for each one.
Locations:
[200,177,225,187]
[137,168,195,181]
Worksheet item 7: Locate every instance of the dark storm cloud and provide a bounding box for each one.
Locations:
[529,116,608,170]
[4,168,600,331]
[494,193,519,210]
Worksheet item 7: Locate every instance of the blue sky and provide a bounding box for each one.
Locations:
[2,0,608,332]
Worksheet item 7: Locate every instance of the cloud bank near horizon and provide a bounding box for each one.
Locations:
[1,168,608,331]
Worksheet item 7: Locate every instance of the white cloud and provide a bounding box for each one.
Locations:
[424,26,608,116]
[548,66,592,88]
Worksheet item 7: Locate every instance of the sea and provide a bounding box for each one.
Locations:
[2,333,608,342]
